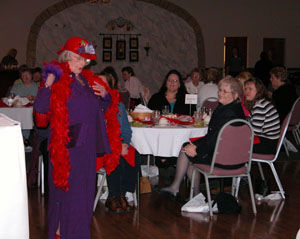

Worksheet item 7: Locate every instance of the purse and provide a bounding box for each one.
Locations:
[139,177,152,194]
[255,179,270,197]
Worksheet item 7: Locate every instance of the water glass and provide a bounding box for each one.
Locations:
[194,111,201,123]
[162,105,169,115]
[152,110,161,124]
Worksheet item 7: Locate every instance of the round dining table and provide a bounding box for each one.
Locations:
[131,124,208,157]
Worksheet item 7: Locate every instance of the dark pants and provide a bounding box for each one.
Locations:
[253,137,278,154]
[106,154,140,197]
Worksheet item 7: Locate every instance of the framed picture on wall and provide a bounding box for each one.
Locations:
[103,37,112,49]
[103,51,112,62]
[129,38,139,49]
[129,51,139,62]
[116,40,126,60]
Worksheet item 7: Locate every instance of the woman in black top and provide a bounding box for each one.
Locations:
[160,76,245,197]
[148,69,190,115]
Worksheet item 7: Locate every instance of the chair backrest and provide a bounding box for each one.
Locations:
[210,119,254,174]
[273,112,292,160]
[202,97,219,111]
[289,97,300,126]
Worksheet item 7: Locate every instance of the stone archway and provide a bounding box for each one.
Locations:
[26,0,205,67]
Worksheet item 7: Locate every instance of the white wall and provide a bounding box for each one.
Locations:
[1,0,299,68]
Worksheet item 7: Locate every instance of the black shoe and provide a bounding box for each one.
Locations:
[155,186,180,201]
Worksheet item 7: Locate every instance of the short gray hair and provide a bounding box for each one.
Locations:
[218,76,243,102]
[58,50,73,63]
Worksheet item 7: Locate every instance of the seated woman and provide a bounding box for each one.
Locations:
[244,78,281,154]
[97,70,140,213]
[197,67,220,111]
[236,71,253,117]
[160,76,245,197]
[10,66,38,101]
[148,69,189,115]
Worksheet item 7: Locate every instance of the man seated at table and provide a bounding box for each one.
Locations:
[158,76,245,199]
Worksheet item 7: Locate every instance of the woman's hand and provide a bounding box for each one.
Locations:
[121,144,129,156]
[182,143,197,157]
[92,81,107,97]
[45,73,55,88]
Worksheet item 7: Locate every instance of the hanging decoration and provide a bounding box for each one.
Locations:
[106,17,134,31]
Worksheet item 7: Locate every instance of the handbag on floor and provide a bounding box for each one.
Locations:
[140,177,152,194]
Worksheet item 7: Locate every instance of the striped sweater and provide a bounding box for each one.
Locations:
[249,98,281,140]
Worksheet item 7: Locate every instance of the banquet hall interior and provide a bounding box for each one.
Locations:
[1,0,300,238]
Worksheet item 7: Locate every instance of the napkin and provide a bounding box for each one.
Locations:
[133,104,153,113]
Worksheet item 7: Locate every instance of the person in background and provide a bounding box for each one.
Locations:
[1,48,18,69]
[244,78,280,154]
[185,67,204,94]
[122,66,143,108]
[254,51,273,87]
[103,66,130,110]
[226,47,244,77]
[10,66,38,101]
[148,69,189,115]
[97,70,140,213]
[34,36,111,239]
[236,71,253,117]
[269,66,298,124]
[32,67,42,85]
[159,77,245,198]
[197,67,220,111]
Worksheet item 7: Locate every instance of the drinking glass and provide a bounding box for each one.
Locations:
[162,105,169,115]
[152,110,161,124]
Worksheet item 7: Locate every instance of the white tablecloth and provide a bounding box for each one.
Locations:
[131,125,208,157]
[0,114,29,239]
[0,106,33,129]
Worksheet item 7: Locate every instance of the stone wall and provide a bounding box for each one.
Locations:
[27,0,204,93]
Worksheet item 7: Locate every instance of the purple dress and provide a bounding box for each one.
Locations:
[34,73,111,239]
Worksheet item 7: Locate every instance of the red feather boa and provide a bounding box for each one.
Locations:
[82,70,123,175]
[46,61,125,191]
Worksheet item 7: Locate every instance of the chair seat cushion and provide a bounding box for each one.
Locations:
[252,153,275,161]
[193,164,247,176]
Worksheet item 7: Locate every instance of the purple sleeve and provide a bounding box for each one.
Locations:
[33,87,51,114]
[99,92,111,113]
[34,63,63,113]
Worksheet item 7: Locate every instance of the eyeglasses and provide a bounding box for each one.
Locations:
[167,79,179,83]
[218,89,232,94]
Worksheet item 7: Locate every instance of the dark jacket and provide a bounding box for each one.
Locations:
[272,84,298,124]
[190,100,245,168]
[148,91,190,115]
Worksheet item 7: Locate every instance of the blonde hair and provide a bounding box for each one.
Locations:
[236,71,252,85]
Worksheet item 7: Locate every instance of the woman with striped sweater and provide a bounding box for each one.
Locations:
[244,78,281,154]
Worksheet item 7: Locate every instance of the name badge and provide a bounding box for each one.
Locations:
[185,94,197,105]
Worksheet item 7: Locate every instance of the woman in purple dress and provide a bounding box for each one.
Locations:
[34,37,111,239]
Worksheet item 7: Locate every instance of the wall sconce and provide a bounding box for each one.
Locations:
[144,42,150,56]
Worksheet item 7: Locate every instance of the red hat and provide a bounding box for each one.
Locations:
[57,37,97,60]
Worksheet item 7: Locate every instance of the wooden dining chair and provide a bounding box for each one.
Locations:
[252,113,292,199]
[189,119,256,217]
